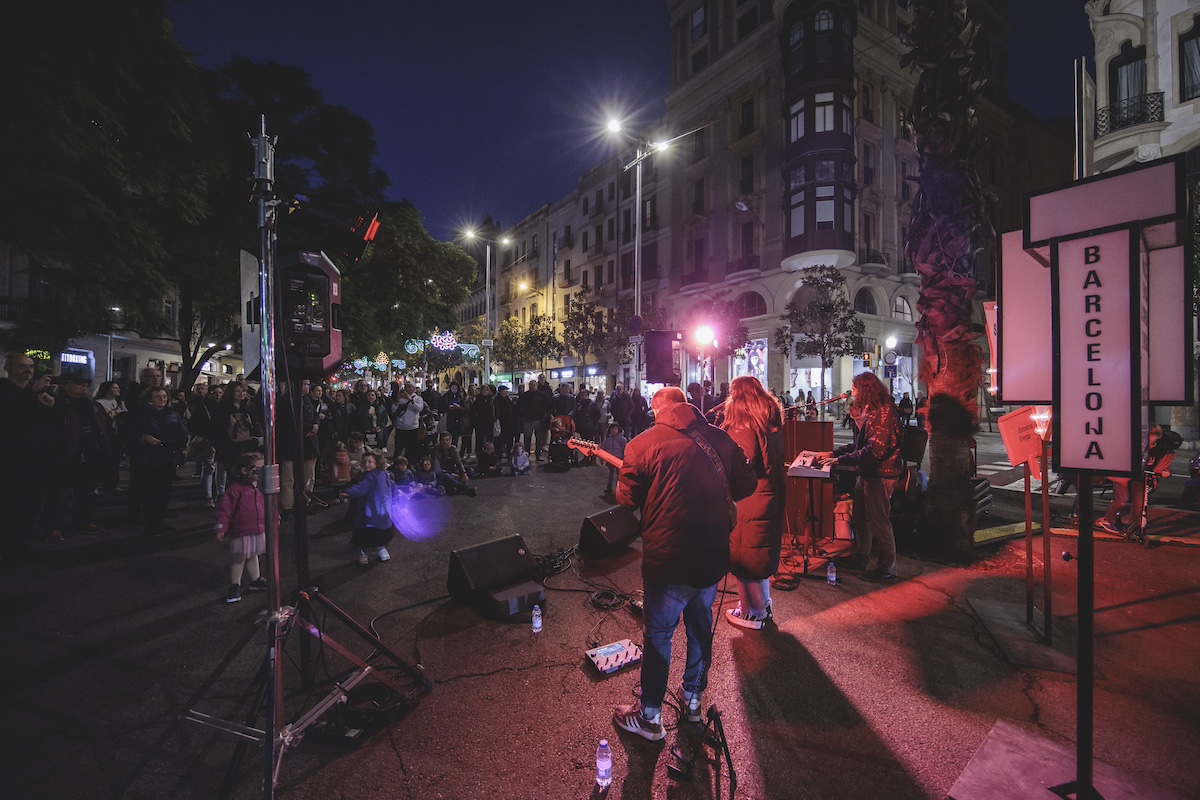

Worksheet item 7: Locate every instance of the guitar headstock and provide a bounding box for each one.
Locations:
[567,435,600,456]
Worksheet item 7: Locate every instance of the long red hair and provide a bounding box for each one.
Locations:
[721,375,782,436]
[850,371,894,413]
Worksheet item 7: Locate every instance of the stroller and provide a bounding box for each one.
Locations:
[545,415,576,473]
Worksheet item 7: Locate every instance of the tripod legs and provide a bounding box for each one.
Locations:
[668,704,737,796]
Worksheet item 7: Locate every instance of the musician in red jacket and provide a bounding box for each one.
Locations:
[611,387,756,742]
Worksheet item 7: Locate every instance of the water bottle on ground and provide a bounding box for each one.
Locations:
[531,604,542,633]
[827,562,837,586]
[596,739,612,788]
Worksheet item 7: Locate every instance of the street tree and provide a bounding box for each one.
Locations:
[491,316,530,376]
[773,266,865,409]
[524,314,563,370]
[340,201,476,359]
[0,0,217,351]
[561,295,603,367]
[901,0,993,561]
[600,297,665,367]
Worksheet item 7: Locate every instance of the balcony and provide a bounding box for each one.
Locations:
[681,269,711,288]
[725,254,760,276]
[858,249,890,271]
[556,235,574,252]
[1095,92,1164,138]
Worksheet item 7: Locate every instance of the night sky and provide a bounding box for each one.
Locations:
[167,0,1094,243]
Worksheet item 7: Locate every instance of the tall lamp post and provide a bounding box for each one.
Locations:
[462,229,510,384]
[606,120,711,393]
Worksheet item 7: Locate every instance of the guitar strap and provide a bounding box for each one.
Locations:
[685,426,738,527]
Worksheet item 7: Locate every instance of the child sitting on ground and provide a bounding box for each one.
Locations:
[389,455,416,487]
[510,442,532,476]
[215,452,269,604]
[475,441,503,478]
[340,451,397,564]
[327,440,352,487]
[600,423,628,496]
[345,432,368,479]
[412,456,446,498]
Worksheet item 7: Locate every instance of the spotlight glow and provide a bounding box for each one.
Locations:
[694,325,715,346]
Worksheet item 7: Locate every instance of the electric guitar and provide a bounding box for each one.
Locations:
[566,436,623,469]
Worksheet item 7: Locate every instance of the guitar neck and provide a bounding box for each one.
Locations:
[589,449,623,469]
[567,438,623,469]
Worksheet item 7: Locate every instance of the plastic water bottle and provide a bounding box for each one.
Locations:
[531,604,542,633]
[827,562,837,586]
[596,739,612,788]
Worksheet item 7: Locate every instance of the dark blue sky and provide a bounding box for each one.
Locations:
[168,0,1092,243]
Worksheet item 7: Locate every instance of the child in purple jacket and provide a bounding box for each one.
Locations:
[340,451,398,565]
[215,452,268,604]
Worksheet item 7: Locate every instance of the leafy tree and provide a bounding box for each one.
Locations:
[600,298,666,367]
[561,295,603,367]
[339,201,476,358]
[901,0,993,561]
[492,316,530,374]
[0,0,217,351]
[774,266,865,408]
[524,314,563,370]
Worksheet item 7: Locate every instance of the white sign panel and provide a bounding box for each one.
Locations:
[1148,245,1191,404]
[997,230,1052,403]
[1053,230,1138,474]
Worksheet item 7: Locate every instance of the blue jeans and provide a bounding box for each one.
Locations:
[639,581,717,713]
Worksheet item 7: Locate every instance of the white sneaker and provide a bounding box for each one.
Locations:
[377,547,391,562]
[357,550,369,565]
[684,692,703,723]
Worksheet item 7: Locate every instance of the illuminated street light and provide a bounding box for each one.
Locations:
[462,228,512,383]
[607,118,711,393]
[694,325,715,346]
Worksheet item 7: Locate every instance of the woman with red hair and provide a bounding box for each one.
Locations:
[720,375,786,629]
[819,372,903,581]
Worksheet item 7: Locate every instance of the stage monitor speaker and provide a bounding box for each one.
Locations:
[578,505,641,556]
[644,330,683,385]
[447,534,537,602]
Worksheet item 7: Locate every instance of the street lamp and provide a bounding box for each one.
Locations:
[462,229,511,383]
[693,325,718,385]
[607,119,710,393]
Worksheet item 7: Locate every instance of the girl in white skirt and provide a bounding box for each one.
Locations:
[215,452,269,603]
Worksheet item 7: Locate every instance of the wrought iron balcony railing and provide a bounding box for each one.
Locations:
[1095,92,1164,138]
[858,249,890,269]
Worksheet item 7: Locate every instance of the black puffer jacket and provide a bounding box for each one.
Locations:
[617,401,756,587]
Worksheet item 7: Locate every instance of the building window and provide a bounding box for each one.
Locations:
[862,143,874,185]
[692,238,706,273]
[693,177,705,215]
[815,9,834,61]
[582,231,589,252]
[595,225,603,251]
[1182,19,1200,101]
[898,104,910,139]
[582,269,589,288]
[607,217,615,241]
[608,182,616,201]
[853,288,878,315]
[862,211,875,248]
[582,196,589,215]
[564,259,572,282]
[842,95,853,133]
[816,186,835,230]
[789,20,805,74]
[815,158,835,181]
[643,194,656,229]
[622,208,632,242]
[789,100,805,142]
[692,46,709,73]
[858,0,875,20]
[737,5,759,40]
[815,92,835,133]
[843,187,853,232]
[862,85,874,122]
[691,5,707,43]
[692,127,707,162]
[607,260,615,284]
[739,154,754,195]
[893,295,914,321]
[735,291,767,319]
[739,97,755,138]
[790,190,806,237]
[1109,40,1147,103]
[740,220,756,258]
[901,161,912,201]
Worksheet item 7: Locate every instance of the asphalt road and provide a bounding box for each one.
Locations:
[2,429,1198,800]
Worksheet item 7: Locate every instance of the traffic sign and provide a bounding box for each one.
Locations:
[481,339,493,348]
[884,365,898,378]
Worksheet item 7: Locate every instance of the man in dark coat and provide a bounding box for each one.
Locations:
[612,387,755,741]
[516,380,550,460]
[1,353,60,552]
[608,383,634,436]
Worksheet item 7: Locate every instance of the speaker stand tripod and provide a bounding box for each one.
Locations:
[668,703,738,797]
[185,587,433,799]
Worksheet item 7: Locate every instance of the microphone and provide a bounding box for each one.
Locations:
[816,392,850,405]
